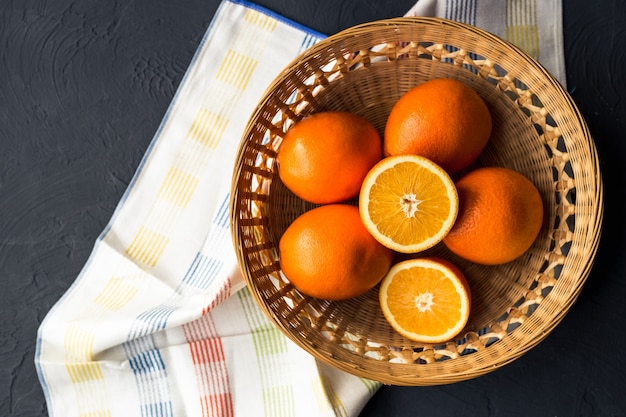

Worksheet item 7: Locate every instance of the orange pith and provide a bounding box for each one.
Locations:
[359,154,458,253]
[379,257,471,343]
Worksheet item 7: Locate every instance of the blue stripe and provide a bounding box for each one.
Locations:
[129,349,165,375]
[300,32,322,51]
[192,257,221,288]
[126,337,167,373]
[446,0,477,25]
[472,0,478,25]
[142,403,174,417]
[443,0,481,69]
[181,252,224,290]
[124,337,173,417]
[213,195,230,228]
[182,252,205,286]
[134,305,177,335]
[182,252,205,285]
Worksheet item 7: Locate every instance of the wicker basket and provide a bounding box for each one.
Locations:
[230,17,603,385]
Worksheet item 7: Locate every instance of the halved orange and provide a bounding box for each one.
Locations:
[379,257,471,343]
[359,154,458,253]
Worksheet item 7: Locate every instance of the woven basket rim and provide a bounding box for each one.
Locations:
[230,16,604,386]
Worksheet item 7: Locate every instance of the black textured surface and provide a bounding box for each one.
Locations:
[1,1,625,416]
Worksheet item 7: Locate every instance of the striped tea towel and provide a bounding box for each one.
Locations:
[35,1,565,416]
[407,0,566,86]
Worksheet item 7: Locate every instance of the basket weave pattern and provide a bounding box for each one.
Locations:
[230,18,602,385]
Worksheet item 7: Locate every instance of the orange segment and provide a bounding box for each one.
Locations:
[359,154,458,253]
[379,257,471,343]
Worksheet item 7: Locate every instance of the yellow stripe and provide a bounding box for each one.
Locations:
[125,226,169,268]
[93,277,139,311]
[216,50,258,90]
[64,324,95,359]
[74,369,110,415]
[244,9,278,32]
[64,325,104,384]
[187,108,228,149]
[505,0,540,59]
[157,167,200,208]
[66,362,104,384]
[506,23,539,58]
[80,411,112,417]
[317,372,348,417]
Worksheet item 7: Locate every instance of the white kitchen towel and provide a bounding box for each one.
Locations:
[35,1,565,416]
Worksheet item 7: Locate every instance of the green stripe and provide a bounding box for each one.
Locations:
[237,288,287,355]
[238,288,295,416]
[359,377,381,396]
[263,385,295,417]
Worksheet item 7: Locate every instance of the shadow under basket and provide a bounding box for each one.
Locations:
[230,17,603,386]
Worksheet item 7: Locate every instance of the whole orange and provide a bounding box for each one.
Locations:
[443,167,544,265]
[279,204,394,300]
[384,78,492,174]
[277,111,382,204]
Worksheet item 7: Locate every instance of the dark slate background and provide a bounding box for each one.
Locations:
[1,1,625,416]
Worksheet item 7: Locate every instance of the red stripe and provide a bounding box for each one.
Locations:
[201,276,232,316]
[183,312,234,416]
[189,336,225,364]
[202,393,233,416]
